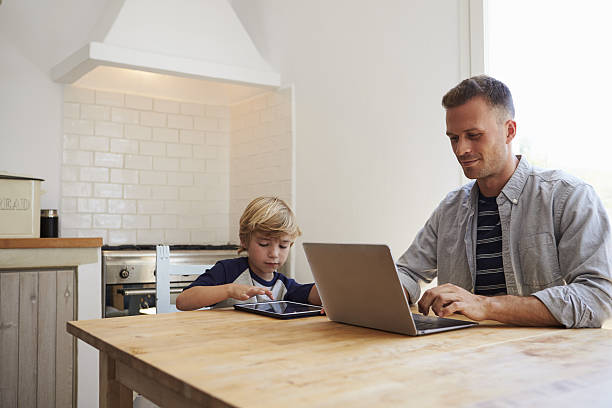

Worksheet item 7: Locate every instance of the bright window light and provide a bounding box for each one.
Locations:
[486,0,612,214]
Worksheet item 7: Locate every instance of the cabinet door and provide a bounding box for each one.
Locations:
[0,269,75,408]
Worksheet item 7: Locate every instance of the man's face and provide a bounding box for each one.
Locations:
[445,96,514,181]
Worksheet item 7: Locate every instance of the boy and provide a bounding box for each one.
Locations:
[176,197,321,310]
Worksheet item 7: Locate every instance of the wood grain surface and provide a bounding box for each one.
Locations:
[68,309,612,408]
[0,237,102,249]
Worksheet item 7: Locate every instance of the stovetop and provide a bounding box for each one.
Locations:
[102,244,239,251]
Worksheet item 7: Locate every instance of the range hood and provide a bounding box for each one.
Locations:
[51,0,280,88]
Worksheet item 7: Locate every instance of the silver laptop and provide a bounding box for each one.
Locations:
[303,243,478,336]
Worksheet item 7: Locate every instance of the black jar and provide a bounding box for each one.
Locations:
[40,209,59,238]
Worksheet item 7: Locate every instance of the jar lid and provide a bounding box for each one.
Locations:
[41,209,58,217]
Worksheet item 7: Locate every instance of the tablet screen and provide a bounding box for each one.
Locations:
[234,301,322,318]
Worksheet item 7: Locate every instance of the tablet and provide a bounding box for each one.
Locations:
[234,301,323,319]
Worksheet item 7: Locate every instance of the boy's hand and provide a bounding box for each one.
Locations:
[228,283,274,301]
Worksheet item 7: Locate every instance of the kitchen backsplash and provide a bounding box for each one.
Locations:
[60,86,292,245]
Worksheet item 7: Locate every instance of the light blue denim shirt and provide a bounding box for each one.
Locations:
[396,156,612,328]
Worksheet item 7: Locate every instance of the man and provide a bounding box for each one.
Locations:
[397,75,612,328]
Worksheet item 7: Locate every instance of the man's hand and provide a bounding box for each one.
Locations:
[418,283,490,321]
[227,284,273,301]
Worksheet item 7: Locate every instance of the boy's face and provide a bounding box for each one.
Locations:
[244,231,292,278]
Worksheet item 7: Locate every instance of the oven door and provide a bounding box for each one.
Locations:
[104,282,190,317]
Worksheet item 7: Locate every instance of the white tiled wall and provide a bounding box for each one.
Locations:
[229,87,293,241]
[61,86,230,245]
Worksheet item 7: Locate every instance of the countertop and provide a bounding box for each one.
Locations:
[0,237,103,249]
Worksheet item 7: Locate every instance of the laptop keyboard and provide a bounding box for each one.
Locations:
[412,313,468,330]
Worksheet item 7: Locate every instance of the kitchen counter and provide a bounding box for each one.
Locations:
[0,237,102,249]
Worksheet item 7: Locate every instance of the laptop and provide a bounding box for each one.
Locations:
[303,243,478,336]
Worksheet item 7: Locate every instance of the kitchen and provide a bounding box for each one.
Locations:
[1,0,468,406]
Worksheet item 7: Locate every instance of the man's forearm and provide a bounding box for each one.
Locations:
[484,295,561,326]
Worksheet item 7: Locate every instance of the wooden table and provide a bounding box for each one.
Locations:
[67,309,612,408]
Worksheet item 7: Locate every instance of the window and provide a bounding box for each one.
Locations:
[485,1,612,214]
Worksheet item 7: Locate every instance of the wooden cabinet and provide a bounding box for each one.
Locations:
[0,269,76,407]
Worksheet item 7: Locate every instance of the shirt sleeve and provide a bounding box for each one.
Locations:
[278,275,314,304]
[182,261,228,290]
[532,183,612,328]
[396,206,441,304]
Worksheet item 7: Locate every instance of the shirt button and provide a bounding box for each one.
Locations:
[512,198,518,204]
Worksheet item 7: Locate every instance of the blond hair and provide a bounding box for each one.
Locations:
[238,197,301,253]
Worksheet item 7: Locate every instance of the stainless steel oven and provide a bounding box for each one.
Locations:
[102,245,239,317]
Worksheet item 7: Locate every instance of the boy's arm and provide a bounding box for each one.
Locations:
[176,284,273,311]
[307,285,322,306]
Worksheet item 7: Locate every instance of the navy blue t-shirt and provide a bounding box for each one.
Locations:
[184,257,314,306]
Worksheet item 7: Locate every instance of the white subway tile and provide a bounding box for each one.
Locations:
[124,154,153,170]
[95,121,123,138]
[167,143,192,158]
[94,183,122,198]
[179,186,204,201]
[112,107,139,124]
[108,199,137,214]
[61,198,77,212]
[153,157,180,171]
[81,104,111,121]
[64,86,95,103]
[179,130,205,145]
[94,152,123,168]
[78,229,108,242]
[190,229,216,243]
[62,213,92,228]
[77,198,107,213]
[195,173,222,187]
[63,134,80,150]
[167,172,193,186]
[154,99,180,114]
[206,105,230,119]
[138,200,164,214]
[110,169,138,184]
[125,94,153,110]
[96,91,124,107]
[140,111,166,127]
[164,229,189,243]
[80,135,109,152]
[206,131,229,146]
[180,158,205,172]
[151,214,177,229]
[124,184,151,199]
[93,214,122,229]
[250,95,268,111]
[138,171,167,185]
[108,230,137,245]
[64,119,94,135]
[206,158,228,173]
[194,117,218,131]
[179,214,202,229]
[63,150,92,166]
[163,200,191,214]
[79,167,109,182]
[203,214,228,229]
[110,138,139,154]
[218,118,230,132]
[123,214,150,229]
[167,114,193,130]
[181,102,205,116]
[260,109,275,123]
[153,128,179,143]
[64,103,80,119]
[125,124,152,140]
[139,141,166,156]
[137,229,164,244]
[193,145,217,159]
[151,186,178,200]
[214,228,230,243]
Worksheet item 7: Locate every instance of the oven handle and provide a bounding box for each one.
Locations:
[117,288,183,296]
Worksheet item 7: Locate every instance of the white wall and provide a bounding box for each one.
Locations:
[0,35,63,210]
[231,0,466,282]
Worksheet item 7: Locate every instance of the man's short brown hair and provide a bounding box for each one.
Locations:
[442,75,515,120]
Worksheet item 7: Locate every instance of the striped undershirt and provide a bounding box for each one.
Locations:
[475,192,507,296]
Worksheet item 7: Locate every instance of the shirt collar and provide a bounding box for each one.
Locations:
[467,155,531,208]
